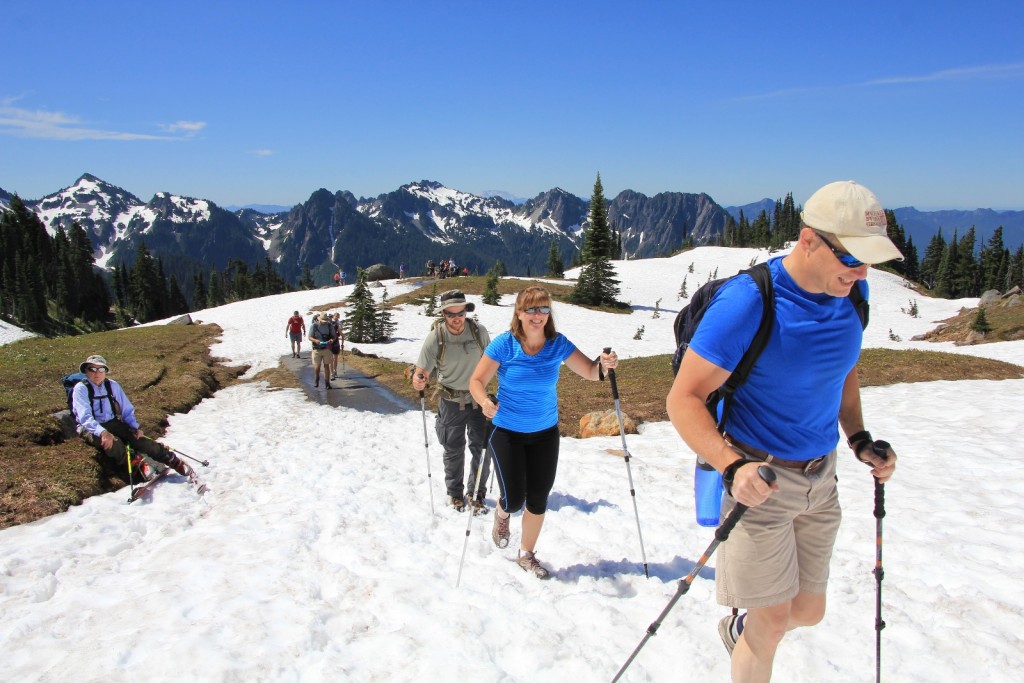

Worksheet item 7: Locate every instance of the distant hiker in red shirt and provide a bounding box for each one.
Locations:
[286,310,306,358]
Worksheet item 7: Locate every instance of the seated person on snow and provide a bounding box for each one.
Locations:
[71,354,193,482]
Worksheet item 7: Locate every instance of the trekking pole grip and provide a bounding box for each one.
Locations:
[603,347,619,398]
[716,465,775,541]
[871,440,889,519]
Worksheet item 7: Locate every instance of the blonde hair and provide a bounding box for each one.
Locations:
[510,286,557,341]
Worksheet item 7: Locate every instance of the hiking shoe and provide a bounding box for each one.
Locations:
[131,456,154,482]
[167,453,193,478]
[449,495,466,512]
[314,377,319,387]
[718,613,742,656]
[469,494,489,515]
[516,550,550,579]
[325,380,333,389]
[492,512,510,548]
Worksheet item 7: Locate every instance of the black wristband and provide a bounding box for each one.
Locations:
[847,430,872,449]
[722,458,758,496]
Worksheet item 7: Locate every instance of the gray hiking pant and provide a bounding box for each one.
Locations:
[435,396,489,498]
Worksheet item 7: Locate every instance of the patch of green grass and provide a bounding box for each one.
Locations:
[0,324,245,529]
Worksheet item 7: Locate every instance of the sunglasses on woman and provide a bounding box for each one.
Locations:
[814,231,864,268]
[522,306,551,315]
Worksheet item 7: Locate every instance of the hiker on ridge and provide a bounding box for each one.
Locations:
[666,180,900,682]
[72,354,194,482]
[411,290,492,514]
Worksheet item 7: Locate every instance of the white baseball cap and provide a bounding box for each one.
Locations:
[801,180,903,264]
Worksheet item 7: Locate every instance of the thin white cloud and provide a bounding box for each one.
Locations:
[863,62,1024,86]
[250,149,274,156]
[729,62,1024,103]
[159,120,207,135]
[0,99,203,141]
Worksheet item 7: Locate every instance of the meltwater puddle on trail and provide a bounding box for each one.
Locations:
[279,352,417,414]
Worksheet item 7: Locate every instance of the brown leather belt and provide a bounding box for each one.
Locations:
[725,434,830,474]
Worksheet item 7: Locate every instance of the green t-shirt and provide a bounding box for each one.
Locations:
[416,320,491,391]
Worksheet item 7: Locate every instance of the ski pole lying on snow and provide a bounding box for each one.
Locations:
[604,347,649,579]
[611,466,776,683]
[419,388,436,516]
[455,395,497,588]
[142,436,210,466]
[867,440,891,683]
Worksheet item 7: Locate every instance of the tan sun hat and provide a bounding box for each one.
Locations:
[80,355,109,373]
[439,290,476,312]
[801,180,904,264]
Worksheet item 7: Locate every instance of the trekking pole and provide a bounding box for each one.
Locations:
[604,347,649,579]
[419,389,435,516]
[868,440,891,683]
[126,444,137,500]
[340,340,346,372]
[456,397,496,588]
[142,436,210,466]
[612,466,776,682]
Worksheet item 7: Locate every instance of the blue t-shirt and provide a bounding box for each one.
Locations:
[687,257,867,459]
[484,331,576,433]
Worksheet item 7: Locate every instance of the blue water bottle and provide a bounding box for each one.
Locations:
[694,457,724,527]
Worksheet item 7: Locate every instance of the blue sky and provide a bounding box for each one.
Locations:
[2,1,1022,210]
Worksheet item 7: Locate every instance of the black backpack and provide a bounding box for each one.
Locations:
[671,262,868,431]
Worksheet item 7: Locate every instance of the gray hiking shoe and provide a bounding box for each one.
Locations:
[718,613,741,655]
[449,495,466,513]
[492,511,510,547]
[516,550,550,579]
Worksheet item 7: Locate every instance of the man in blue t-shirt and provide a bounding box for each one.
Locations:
[667,181,901,682]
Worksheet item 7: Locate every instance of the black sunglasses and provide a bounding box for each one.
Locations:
[85,366,106,373]
[814,231,864,268]
[443,310,467,319]
[522,306,551,315]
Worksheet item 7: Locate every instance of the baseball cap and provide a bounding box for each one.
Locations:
[801,180,903,264]
[439,290,476,313]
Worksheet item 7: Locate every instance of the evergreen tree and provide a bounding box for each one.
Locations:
[569,173,621,307]
[980,227,1008,292]
[343,269,380,342]
[902,237,920,283]
[971,306,992,334]
[919,228,946,289]
[952,227,979,297]
[167,275,189,315]
[424,283,438,316]
[546,239,565,278]
[376,288,397,342]
[208,266,223,307]
[482,268,500,305]
[129,242,164,323]
[1007,245,1024,291]
[934,229,957,297]
[192,272,208,310]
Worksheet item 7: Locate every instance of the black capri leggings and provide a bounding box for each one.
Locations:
[488,425,560,515]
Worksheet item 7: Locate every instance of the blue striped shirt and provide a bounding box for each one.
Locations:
[485,331,576,433]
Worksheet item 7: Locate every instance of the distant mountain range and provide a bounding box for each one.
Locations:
[2,175,1021,292]
[726,201,1024,251]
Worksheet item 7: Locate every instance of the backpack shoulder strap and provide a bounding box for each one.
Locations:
[465,318,484,353]
[716,262,775,430]
[848,280,869,330]
[434,318,448,365]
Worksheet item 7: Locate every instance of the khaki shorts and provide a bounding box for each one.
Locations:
[716,450,841,609]
[311,348,332,370]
